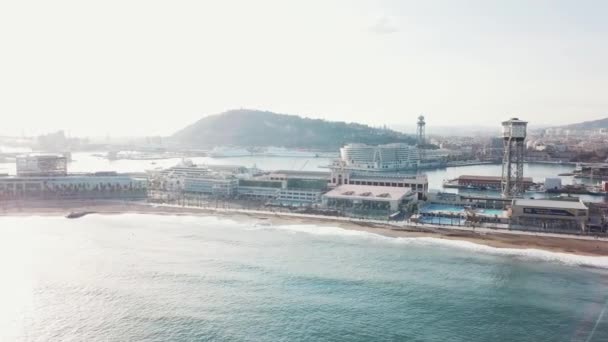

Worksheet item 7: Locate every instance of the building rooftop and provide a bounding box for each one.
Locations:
[16,153,66,159]
[205,164,248,171]
[502,118,528,125]
[323,184,412,201]
[342,143,413,148]
[513,199,588,210]
[351,173,427,181]
[272,170,330,177]
[458,175,533,182]
[0,173,145,181]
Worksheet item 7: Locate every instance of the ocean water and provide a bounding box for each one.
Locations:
[1,214,607,341]
[0,152,333,176]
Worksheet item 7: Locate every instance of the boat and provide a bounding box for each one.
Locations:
[209,147,253,158]
[585,184,608,196]
[257,147,317,158]
[66,211,93,219]
[572,163,608,180]
[209,146,337,158]
[313,151,340,158]
[107,151,183,160]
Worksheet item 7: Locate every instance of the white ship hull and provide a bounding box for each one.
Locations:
[209,146,336,158]
[209,147,252,158]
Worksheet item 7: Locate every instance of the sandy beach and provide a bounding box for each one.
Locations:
[2,200,608,257]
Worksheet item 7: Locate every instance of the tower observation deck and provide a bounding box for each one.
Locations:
[501,118,527,198]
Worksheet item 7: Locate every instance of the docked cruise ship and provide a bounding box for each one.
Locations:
[338,143,421,171]
[259,147,316,158]
[208,147,253,158]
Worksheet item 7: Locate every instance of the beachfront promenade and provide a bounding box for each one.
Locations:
[151,202,608,243]
[2,198,607,243]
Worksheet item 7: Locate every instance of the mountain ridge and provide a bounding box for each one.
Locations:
[555,117,608,130]
[171,109,416,149]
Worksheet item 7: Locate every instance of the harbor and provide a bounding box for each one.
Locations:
[2,152,607,237]
[3,117,608,239]
[4,3,608,340]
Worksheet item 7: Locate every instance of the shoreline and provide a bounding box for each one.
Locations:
[2,200,608,257]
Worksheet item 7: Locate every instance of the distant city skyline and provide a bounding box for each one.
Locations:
[1,0,607,136]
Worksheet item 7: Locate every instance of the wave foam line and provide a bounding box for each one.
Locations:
[265,223,608,269]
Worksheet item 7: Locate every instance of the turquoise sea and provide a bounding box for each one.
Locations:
[1,214,607,341]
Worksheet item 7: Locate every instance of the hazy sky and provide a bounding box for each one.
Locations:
[1,0,607,136]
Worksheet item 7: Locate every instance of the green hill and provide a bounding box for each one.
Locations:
[171,109,416,149]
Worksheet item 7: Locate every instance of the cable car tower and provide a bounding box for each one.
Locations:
[416,115,426,146]
[501,118,527,198]
[417,115,426,161]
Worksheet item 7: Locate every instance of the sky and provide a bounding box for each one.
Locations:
[1,0,607,137]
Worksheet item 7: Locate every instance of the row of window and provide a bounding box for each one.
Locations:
[332,179,425,190]
[187,181,236,186]
[280,191,318,196]
[279,195,317,200]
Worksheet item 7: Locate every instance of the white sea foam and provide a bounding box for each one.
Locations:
[392,236,608,269]
[187,216,608,269]
[266,224,385,238]
[264,222,608,269]
[4,214,607,269]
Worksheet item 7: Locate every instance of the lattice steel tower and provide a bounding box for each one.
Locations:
[417,115,426,146]
[501,118,527,198]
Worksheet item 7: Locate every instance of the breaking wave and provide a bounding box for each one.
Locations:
[263,222,608,269]
[6,213,606,270]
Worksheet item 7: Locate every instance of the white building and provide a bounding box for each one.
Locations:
[147,162,242,197]
[0,173,146,200]
[16,154,67,177]
[543,178,562,191]
[237,176,327,206]
[510,199,588,232]
[339,143,420,171]
[329,168,428,195]
[322,184,416,213]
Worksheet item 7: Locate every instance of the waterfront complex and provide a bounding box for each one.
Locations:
[339,143,421,171]
[1,154,146,200]
[16,154,68,177]
[2,115,607,235]
[323,184,417,216]
[147,161,330,207]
